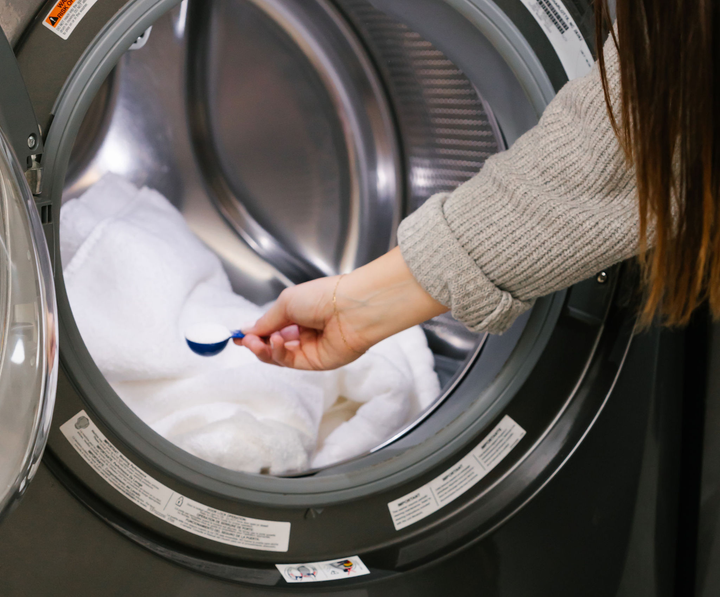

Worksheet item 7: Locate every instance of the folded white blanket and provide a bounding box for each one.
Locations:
[61,174,440,474]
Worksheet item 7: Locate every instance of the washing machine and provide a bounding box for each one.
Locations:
[0,1,688,595]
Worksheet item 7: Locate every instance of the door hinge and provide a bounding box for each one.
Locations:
[24,154,42,196]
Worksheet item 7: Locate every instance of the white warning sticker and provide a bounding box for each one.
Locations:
[60,411,291,552]
[519,0,594,80]
[42,0,100,40]
[388,416,526,531]
[276,556,370,584]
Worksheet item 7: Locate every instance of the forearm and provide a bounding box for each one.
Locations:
[337,247,448,348]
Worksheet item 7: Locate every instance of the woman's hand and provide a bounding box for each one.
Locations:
[236,247,448,370]
[236,275,368,370]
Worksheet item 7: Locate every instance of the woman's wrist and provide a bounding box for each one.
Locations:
[334,247,448,348]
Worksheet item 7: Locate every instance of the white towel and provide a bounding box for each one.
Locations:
[61,174,440,474]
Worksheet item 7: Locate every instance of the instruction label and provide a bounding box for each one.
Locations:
[388,416,526,530]
[519,0,594,80]
[43,0,100,40]
[276,556,369,584]
[61,411,291,552]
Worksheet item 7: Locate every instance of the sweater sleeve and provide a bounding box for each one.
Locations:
[397,36,637,334]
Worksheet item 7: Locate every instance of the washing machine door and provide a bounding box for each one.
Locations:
[0,29,59,522]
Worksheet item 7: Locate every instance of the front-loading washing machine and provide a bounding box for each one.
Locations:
[0,1,688,595]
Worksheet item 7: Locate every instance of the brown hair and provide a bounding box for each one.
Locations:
[596,0,719,326]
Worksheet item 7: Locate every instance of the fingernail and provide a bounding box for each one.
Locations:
[285,340,300,350]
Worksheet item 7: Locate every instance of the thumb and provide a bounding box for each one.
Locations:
[243,291,293,336]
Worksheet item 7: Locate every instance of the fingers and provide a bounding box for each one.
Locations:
[269,332,289,366]
[238,330,298,367]
[233,325,299,347]
[243,290,292,337]
[238,326,319,368]
[279,324,300,342]
[240,334,274,365]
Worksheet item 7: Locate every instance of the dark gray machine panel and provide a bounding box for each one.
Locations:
[0,26,43,165]
[0,326,685,596]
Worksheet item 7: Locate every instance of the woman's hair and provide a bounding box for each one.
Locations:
[596,0,719,326]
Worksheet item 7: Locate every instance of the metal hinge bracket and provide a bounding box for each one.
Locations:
[24,154,43,196]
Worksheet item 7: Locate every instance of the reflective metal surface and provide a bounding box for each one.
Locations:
[189,0,402,281]
[0,128,58,521]
[64,0,403,298]
[61,0,506,465]
[337,0,504,213]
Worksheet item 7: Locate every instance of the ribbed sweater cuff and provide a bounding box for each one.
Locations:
[398,194,533,334]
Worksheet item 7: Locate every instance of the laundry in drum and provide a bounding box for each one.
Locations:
[185,323,246,357]
[60,173,441,475]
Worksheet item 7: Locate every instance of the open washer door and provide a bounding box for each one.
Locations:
[0,28,59,523]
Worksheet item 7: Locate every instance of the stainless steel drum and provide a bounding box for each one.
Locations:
[62,0,505,460]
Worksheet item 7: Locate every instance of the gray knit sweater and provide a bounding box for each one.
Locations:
[398,38,637,334]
